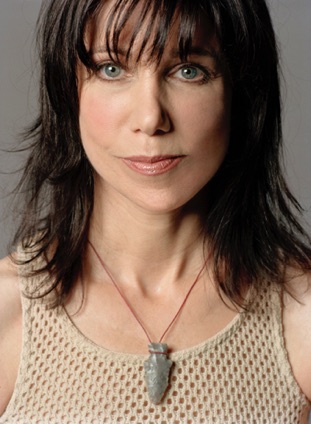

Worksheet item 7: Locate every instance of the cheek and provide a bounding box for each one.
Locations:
[184,91,231,185]
[79,93,109,143]
[183,93,231,155]
[79,88,126,146]
[178,80,231,133]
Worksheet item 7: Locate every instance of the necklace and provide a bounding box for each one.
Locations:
[88,240,206,404]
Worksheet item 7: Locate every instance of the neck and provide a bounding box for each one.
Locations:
[87,188,206,293]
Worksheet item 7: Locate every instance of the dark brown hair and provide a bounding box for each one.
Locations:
[12,0,311,305]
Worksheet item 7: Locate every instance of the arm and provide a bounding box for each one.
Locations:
[0,256,22,416]
[283,269,311,402]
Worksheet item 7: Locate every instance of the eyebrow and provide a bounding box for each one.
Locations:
[91,45,221,64]
[171,46,219,59]
[90,45,223,70]
[92,46,126,56]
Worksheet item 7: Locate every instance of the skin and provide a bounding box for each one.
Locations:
[0,3,310,421]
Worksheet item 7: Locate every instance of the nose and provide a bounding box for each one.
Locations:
[129,75,171,136]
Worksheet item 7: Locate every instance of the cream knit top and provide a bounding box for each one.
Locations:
[0,268,309,423]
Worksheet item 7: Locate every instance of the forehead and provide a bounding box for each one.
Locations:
[87,0,219,62]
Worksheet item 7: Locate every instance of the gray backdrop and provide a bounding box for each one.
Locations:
[0,0,311,259]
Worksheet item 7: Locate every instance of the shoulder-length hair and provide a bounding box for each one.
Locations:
[13,0,311,306]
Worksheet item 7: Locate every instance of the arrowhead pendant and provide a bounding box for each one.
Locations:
[144,343,173,404]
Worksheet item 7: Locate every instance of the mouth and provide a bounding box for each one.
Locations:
[121,155,185,176]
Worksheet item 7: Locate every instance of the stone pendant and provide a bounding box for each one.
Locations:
[144,343,173,404]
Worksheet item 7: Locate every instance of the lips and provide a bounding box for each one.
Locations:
[122,155,185,176]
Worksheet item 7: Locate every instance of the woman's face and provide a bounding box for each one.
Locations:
[79,5,232,214]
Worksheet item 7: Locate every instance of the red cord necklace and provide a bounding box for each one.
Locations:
[88,240,206,404]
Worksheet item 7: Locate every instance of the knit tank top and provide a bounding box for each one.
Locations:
[0,266,309,423]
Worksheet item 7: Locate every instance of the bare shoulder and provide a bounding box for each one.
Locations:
[282,267,311,402]
[0,255,21,322]
[0,255,22,416]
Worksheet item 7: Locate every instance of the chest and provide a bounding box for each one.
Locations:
[0,285,308,423]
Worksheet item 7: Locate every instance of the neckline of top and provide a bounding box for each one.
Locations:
[60,302,247,363]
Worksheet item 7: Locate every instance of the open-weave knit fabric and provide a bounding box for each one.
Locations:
[0,268,309,423]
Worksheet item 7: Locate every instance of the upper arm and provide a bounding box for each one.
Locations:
[0,256,22,416]
[283,269,311,402]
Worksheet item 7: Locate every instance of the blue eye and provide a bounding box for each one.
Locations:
[173,65,209,83]
[100,63,123,79]
[180,66,199,80]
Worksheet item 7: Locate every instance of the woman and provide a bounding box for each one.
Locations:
[0,0,310,422]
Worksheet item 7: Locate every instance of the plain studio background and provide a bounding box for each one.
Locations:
[0,1,310,423]
[0,2,310,253]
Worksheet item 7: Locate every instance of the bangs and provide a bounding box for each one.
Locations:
[81,0,209,67]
